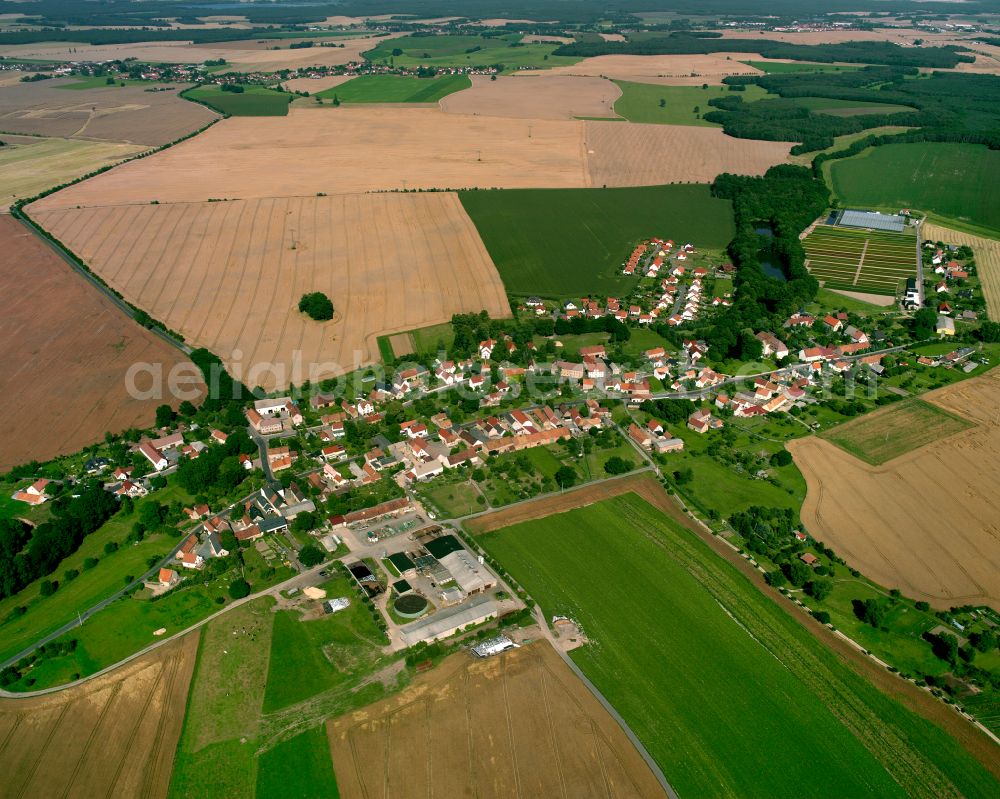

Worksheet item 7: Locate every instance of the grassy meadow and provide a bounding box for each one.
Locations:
[821,398,974,465]
[317,73,470,103]
[478,493,1000,799]
[459,184,735,298]
[613,81,771,126]
[742,60,864,74]
[828,142,1000,233]
[184,84,291,116]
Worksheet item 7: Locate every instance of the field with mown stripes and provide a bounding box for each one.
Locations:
[804,224,916,296]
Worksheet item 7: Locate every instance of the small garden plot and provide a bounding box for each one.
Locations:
[803,225,916,296]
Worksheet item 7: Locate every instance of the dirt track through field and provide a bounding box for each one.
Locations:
[439,73,621,120]
[0,79,217,145]
[0,215,203,471]
[790,369,1000,611]
[922,222,1000,320]
[327,641,668,799]
[0,633,198,799]
[31,193,511,391]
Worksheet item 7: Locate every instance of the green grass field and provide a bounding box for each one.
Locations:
[262,575,388,712]
[317,73,470,103]
[459,184,735,298]
[612,81,771,126]
[184,84,291,116]
[363,33,579,70]
[828,142,1000,234]
[256,726,339,799]
[803,224,916,295]
[478,494,999,799]
[742,60,864,74]
[822,398,974,465]
[0,481,193,663]
[414,479,483,518]
[787,96,916,116]
[810,285,893,314]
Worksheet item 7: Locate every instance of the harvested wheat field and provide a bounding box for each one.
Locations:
[584,120,792,187]
[328,641,668,799]
[0,78,217,145]
[282,74,354,94]
[32,106,590,207]
[33,107,793,210]
[0,633,198,799]
[789,370,1000,611]
[923,222,1000,320]
[0,216,203,471]
[31,193,511,391]
[0,32,400,71]
[0,136,143,209]
[388,332,415,357]
[523,53,764,85]
[439,73,620,120]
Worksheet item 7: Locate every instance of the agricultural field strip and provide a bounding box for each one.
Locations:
[480,494,994,799]
[804,226,915,291]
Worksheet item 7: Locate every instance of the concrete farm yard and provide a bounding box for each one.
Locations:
[32,194,510,390]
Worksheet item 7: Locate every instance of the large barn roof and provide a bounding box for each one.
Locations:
[838,209,906,233]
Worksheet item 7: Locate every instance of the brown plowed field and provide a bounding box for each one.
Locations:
[522,53,764,85]
[31,106,590,208]
[0,216,203,471]
[0,633,198,799]
[0,79,217,145]
[0,32,401,71]
[31,193,511,391]
[922,222,1000,320]
[327,641,668,799]
[439,73,621,120]
[789,370,1000,611]
[584,120,792,187]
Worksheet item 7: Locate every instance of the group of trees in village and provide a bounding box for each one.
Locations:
[0,483,118,601]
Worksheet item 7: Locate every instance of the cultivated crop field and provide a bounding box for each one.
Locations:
[787,96,916,116]
[0,215,203,471]
[612,81,771,125]
[821,398,974,465]
[523,53,765,84]
[30,106,793,209]
[829,143,1000,233]
[184,84,291,116]
[0,135,142,209]
[438,73,620,120]
[0,78,217,144]
[922,221,1000,319]
[362,32,581,69]
[803,224,916,295]
[477,492,1000,798]
[459,183,734,298]
[0,32,401,71]
[31,193,510,390]
[328,642,668,799]
[583,118,792,187]
[790,368,1000,611]
[0,633,198,799]
[317,73,470,103]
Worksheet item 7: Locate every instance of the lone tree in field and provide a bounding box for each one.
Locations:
[298,292,334,321]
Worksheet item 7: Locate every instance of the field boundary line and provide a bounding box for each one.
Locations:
[852,236,870,285]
